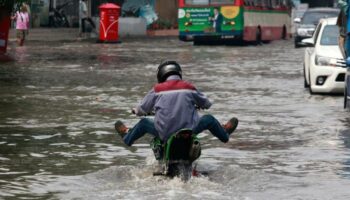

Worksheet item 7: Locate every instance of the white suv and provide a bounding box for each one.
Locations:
[303,17,346,94]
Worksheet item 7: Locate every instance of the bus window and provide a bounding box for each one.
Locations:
[271,0,276,7]
[185,0,209,5]
[281,0,290,7]
[263,0,270,7]
[244,0,252,6]
[210,0,235,4]
[276,0,282,6]
[267,0,273,8]
[263,0,273,8]
[254,0,263,6]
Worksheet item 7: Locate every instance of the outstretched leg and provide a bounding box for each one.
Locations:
[193,114,238,143]
[115,118,159,146]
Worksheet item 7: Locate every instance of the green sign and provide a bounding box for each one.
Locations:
[178,6,243,34]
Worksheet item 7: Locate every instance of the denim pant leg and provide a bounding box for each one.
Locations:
[193,114,229,143]
[81,19,86,32]
[123,118,159,146]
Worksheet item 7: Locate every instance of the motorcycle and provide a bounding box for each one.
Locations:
[126,106,209,181]
[49,1,71,28]
[150,128,202,181]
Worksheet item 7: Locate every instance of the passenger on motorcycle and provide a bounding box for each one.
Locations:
[115,61,238,146]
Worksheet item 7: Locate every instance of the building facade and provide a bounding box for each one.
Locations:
[29,0,79,27]
[30,0,337,28]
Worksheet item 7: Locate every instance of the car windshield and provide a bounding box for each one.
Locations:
[320,25,339,46]
[301,11,339,24]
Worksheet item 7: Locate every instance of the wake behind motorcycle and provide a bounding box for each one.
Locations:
[123,109,206,181]
[117,108,238,181]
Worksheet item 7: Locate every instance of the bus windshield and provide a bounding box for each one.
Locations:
[185,0,235,5]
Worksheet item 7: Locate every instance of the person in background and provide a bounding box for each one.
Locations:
[337,9,347,58]
[337,0,349,58]
[79,0,96,38]
[23,2,31,18]
[11,4,30,46]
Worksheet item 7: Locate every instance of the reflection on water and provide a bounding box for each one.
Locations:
[1,38,350,199]
[339,117,350,179]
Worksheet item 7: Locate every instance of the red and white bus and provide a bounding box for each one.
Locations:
[178,0,293,43]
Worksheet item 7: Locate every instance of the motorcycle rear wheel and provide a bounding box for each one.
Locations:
[168,163,192,181]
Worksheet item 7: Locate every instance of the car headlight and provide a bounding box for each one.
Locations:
[297,29,308,36]
[315,55,337,67]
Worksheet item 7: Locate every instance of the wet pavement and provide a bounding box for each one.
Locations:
[1,31,350,200]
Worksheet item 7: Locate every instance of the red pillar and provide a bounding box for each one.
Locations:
[0,6,12,62]
[99,3,120,43]
[0,12,11,54]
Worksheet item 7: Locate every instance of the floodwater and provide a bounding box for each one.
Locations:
[1,37,350,200]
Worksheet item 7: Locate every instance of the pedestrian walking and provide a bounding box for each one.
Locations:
[11,4,30,46]
[79,0,96,38]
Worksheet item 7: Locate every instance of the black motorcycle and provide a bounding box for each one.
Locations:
[49,2,71,28]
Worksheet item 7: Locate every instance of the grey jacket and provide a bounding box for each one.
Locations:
[134,75,212,141]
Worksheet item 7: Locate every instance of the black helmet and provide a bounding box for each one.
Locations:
[157,61,182,83]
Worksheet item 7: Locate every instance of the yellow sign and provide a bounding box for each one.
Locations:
[221,6,240,19]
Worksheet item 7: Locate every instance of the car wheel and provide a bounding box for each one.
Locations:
[344,87,348,109]
[303,66,309,88]
[309,71,314,94]
[309,84,314,94]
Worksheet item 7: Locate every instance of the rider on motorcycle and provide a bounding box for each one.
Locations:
[115,60,238,146]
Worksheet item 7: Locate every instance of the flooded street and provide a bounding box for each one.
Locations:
[1,37,350,200]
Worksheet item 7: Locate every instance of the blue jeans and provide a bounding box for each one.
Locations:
[123,114,229,146]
